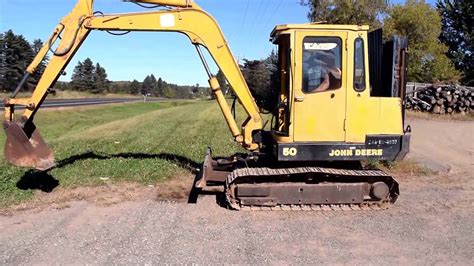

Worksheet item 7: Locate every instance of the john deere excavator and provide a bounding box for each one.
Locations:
[3,0,410,210]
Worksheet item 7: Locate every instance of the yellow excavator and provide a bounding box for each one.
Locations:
[3,0,410,210]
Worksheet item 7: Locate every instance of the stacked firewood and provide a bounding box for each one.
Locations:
[405,84,474,114]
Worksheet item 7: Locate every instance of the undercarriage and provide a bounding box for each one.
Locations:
[196,148,399,211]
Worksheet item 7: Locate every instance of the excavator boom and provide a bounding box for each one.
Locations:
[3,0,262,170]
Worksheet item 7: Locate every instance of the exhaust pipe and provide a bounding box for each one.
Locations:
[3,121,55,171]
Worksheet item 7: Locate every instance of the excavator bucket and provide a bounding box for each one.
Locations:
[3,121,55,171]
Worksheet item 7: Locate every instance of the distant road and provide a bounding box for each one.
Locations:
[0,97,163,109]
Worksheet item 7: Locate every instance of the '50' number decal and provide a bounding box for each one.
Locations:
[282,147,297,156]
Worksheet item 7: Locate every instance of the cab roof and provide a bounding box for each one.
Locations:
[270,23,370,38]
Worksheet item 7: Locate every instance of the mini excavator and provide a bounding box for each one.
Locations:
[3,0,410,210]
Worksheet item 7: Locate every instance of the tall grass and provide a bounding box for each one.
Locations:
[0,100,243,207]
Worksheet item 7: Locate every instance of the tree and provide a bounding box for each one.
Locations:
[157,77,164,97]
[241,51,278,112]
[175,87,193,99]
[0,30,34,91]
[300,0,388,28]
[71,58,95,91]
[437,0,473,85]
[0,32,5,91]
[82,58,95,90]
[192,83,200,95]
[130,79,141,95]
[384,0,460,83]
[216,69,228,94]
[163,85,176,98]
[93,62,108,94]
[71,61,85,90]
[54,81,70,91]
[149,74,158,96]
[141,75,153,96]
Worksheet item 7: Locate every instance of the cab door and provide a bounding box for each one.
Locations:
[293,31,347,142]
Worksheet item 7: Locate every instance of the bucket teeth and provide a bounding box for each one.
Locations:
[3,121,55,171]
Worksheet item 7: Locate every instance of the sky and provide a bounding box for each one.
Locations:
[0,0,435,86]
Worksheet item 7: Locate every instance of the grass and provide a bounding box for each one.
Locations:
[0,100,244,208]
[364,159,435,176]
[0,90,141,99]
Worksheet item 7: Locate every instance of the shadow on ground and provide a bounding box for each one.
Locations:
[15,151,219,205]
[16,171,59,193]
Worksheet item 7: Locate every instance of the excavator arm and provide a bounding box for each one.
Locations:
[3,0,263,170]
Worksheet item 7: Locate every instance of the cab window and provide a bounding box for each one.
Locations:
[302,37,342,93]
[354,38,366,92]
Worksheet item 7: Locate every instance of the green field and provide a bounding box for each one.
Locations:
[0,100,245,207]
[0,90,141,99]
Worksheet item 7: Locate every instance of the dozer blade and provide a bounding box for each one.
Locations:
[3,121,55,171]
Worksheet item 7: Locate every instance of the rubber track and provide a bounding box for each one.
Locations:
[226,167,395,211]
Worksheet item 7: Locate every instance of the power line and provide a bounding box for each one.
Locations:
[241,0,250,30]
[259,0,271,25]
[264,0,284,31]
[236,0,250,63]
[248,0,265,41]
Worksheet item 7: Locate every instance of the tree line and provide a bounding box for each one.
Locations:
[0,30,207,99]
[300,0,472,85]
[55,59,207,99]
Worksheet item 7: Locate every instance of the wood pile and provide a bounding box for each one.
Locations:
[405,84,474,114]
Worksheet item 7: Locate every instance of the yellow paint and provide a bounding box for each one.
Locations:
[208,77,240,139]
[344,30,403,142]
[272,25,404,144]
[292,30,347,142]
[133,0,193,7]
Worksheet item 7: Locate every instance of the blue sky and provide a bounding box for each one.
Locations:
[1,0,434,86]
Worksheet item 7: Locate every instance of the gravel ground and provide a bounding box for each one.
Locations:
[0,118,473,264]
[0,182,472,265]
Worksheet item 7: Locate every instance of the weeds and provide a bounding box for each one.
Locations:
[363,159,434,176]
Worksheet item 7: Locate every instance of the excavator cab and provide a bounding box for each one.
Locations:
[270,24,410,162]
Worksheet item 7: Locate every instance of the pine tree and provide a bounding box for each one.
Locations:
[157,77,164,97]
[71,58,95,91]
[141,75,152,96]
[0,33,6,91]
[0,30,34,91]
[82,58,95,91]
[93,62,108,94]
[149,74,158,96]
[71,61,85,90]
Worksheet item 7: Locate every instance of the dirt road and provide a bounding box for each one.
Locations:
[406,116,473,173]
[1,117,473,264]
